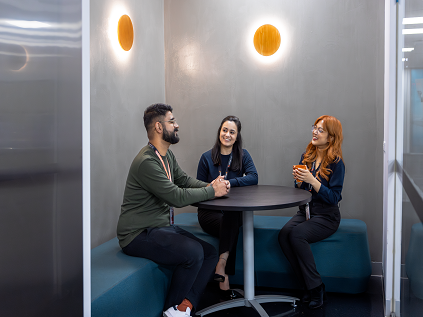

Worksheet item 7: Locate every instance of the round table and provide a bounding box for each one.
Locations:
[192,185,312,317]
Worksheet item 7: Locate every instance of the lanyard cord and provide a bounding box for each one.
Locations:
[148,143,172,182]
[218,153,233,180]
[308,161,316,192]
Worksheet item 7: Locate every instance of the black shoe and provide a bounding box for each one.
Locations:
[309,283,326,309]
[219,289,243,301]
[301,290,311,303]
[213,273,225,282]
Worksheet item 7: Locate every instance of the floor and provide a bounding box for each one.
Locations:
[196,276,385,317]
[400,278,423,317]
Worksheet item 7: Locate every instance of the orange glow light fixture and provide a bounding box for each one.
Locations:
[253,24,281,56]
[117,14,134,51]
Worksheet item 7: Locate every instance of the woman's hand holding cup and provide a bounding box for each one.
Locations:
[293,165,307,182]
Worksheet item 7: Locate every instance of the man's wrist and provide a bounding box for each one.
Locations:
[206,184,215,198]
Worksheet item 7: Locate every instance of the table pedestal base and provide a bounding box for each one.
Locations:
[195,207,301,316]
[192,185,311,317]
[195,295,298,317]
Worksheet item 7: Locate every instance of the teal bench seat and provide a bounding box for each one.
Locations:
[175,213,372,294]
[91,213,372,317]
[91,238,173,317]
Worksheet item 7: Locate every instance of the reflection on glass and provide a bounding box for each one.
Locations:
[401,1,423,316]
[403,17,423,25]
[0,1,83,315]
[401,192,423,316]
[5,20,51,28]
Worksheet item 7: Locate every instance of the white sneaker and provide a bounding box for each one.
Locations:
[163,305,191,317]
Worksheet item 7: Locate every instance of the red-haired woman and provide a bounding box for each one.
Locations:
[278,115,345,309]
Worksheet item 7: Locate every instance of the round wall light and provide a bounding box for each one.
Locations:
[117,14,134,51]
[253,24,281,56]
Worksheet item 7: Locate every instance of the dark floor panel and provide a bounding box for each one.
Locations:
[401,278,423,317]
[196,276,384,317]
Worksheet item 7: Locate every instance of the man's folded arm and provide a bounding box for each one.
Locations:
[138,158,214,208]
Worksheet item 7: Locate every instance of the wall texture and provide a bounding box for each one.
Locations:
[164,0,384,261]
[91,0,385,262]
[90,0,165,248]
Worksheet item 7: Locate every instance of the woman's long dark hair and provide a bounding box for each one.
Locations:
[211,116,243,172]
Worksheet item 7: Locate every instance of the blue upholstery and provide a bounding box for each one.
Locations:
[406,222,423,299]
[91,214,372,316]
[91,238,173,317]
[175,213,372,294]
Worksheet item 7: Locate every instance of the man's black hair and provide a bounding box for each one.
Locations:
[143,103,173,135]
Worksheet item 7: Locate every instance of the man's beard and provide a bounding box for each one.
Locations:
[163,127,180,144]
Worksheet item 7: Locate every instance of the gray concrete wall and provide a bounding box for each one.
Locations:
[90,0,384,262]
[90,0,165,248]
[164,0,384,261]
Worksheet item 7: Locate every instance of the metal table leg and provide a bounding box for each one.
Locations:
[195,210,298,317]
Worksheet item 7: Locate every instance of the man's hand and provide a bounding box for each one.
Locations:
[212,176,230,197]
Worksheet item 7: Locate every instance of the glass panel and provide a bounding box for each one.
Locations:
[401,191,423,316]
[401,0,423,316]
[0,1,83,316]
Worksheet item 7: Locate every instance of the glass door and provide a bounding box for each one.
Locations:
[398,0,423,316]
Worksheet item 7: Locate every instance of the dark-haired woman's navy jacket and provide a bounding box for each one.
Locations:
[196,149,258,187]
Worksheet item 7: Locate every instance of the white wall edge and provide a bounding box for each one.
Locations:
[393,1,405,315]
[82,0,91,315]
[383,0,397,315]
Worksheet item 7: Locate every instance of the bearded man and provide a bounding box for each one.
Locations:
[117,103,229,317]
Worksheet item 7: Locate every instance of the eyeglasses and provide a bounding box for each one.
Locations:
[311,125,325,134]
[160,119,177,126]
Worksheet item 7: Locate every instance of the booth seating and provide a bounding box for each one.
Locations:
[91,213,372,317]
[406,222,423,300]
[91,238,173,317]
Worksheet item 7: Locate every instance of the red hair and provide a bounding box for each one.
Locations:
[302,115,343,181]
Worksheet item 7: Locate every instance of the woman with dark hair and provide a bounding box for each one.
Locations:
[278,115,345,309]
[196,115,258,300]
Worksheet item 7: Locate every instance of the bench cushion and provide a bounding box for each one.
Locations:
[175,213,372,294]
[91,213,372,317]
[91,238,172,317]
